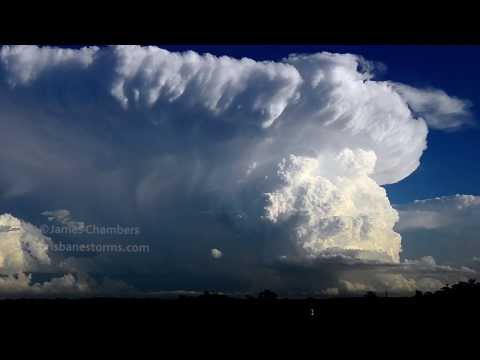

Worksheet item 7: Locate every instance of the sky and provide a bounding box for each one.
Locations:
[0,45,479,298]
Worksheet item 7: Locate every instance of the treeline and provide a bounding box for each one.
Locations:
[180,279,480,302]
[415,278,480,299]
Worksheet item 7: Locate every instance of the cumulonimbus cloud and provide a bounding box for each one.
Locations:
[0,45,474,295]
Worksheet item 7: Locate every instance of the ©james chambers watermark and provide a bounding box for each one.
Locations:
[49,242,150,254]
[38,218,148,254]
[40,223,141,236]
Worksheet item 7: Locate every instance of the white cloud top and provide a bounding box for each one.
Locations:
[264,149,401,262]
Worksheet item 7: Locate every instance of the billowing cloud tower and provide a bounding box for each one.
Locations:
[265,149,401,262]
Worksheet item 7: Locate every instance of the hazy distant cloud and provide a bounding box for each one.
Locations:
[264,254,472,296]
[392,83,472,130]
[396,194,480,231]
[42,209,85,231]
[338,274,444,295]
[0,272,131,299]
[395,195,480,264]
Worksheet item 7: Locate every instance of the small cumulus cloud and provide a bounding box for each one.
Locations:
[41,209,85,231]
[211,248,223,259]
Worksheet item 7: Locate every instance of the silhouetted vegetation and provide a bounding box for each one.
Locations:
[433,279,480,298]
[257,289,278,301]
[1,280,480,325]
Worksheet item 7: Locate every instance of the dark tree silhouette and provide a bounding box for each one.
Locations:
[434,278,480,299]
[415,290,423,298]
[258,289,278,301]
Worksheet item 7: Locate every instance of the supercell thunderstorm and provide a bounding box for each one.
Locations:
[0,46,473,295]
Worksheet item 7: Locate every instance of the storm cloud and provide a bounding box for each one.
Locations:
[0,45,474,296]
